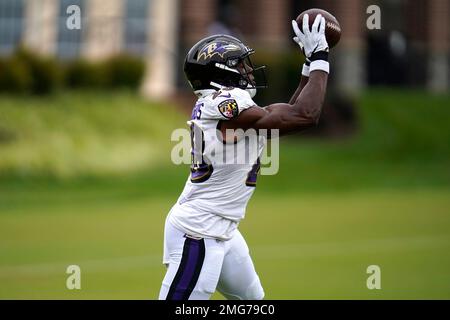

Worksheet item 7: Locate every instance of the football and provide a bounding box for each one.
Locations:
[296,8,341,48]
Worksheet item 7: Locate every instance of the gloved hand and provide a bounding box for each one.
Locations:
[292,14,329,59]
[292,14,330,74]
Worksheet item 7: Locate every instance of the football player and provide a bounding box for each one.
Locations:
[159,14,330,300]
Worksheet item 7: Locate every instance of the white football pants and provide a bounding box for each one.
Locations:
[158,220,264,300]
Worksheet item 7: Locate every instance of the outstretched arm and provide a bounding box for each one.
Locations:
[288,35,312,105]
[222,69,327,136]
[288,62,310,105]
[222,14,330,137]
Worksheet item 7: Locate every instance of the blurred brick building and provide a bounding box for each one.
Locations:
[0,0,448,97]
[179,0,449,94]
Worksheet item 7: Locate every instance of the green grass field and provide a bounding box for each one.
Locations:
[1,189,449,299]
[0,89,449,299]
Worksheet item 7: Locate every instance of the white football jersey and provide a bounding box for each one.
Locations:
[168,87,266,241]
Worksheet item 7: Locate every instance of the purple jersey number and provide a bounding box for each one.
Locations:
[191,102,203,120]
[189,122,213,183]
[245,158,261,187]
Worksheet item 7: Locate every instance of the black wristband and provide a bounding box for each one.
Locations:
[310,51,329,62]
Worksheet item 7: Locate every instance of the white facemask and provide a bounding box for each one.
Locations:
[246,85,257,98]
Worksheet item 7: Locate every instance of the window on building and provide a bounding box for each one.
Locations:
[0,0,24,55]
[213,0,242,37]
[57,0,84,59]
[124,0,149,56]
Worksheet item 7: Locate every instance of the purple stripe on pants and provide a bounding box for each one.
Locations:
[170,238,204,300]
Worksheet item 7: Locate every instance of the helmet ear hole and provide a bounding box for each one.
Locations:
[227,59,239,68]
[239,79,248,87]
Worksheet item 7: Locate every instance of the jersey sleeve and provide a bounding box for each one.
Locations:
[201,88,257,121]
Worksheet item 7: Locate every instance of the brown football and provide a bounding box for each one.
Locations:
[296,8,341,48]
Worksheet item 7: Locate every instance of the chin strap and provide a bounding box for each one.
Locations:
[209,81,227,90]
[208,82,256,98]
[194,89,217,97]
